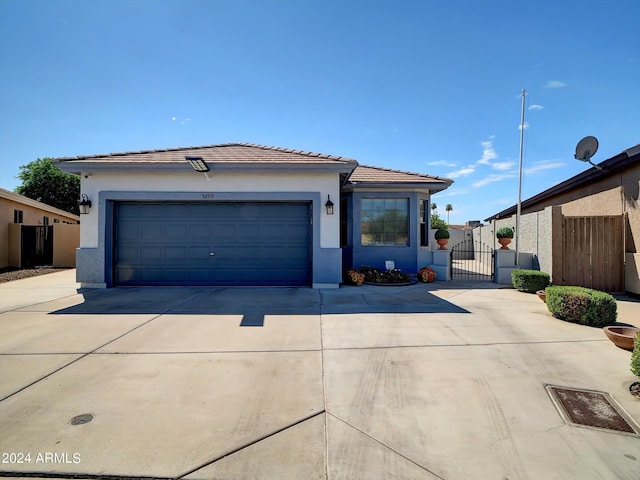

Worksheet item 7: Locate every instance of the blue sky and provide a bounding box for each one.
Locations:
[1,0,638,224]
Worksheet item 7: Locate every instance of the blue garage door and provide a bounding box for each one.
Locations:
[115,202,312,286]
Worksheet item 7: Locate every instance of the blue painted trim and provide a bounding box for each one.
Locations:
[344,191,432,274]
[87,190,343,287]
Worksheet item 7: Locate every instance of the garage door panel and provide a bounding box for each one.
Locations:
[164,269,189,282]
[141,225,163,240]
[115,202,311,286]
[189,204,213,218]
[190,224,212,240]
[141,204,165,217]
[117,246,139,262]
[165,246,188,260]
[165,204,190,217]
[165,224,188,241]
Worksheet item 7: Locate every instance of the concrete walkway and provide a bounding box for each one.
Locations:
[1,270,639,479]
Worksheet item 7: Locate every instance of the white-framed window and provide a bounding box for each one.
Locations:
[419,200,429,246]
[361,198,409,246]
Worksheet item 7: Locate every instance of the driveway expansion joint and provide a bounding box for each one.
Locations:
[175,409,326,479]
[327,412,447,480]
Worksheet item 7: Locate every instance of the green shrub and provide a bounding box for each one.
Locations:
[511,269,550,293]
[546,286,617,327]
[632,332,640,377]
[496,227,514,239]
[434,228,450,240]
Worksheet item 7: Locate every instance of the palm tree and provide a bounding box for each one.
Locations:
[445,204,453,223]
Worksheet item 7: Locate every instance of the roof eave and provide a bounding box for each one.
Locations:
[55,161,357,176]
[484,145,640,222]
[343,181,453,193]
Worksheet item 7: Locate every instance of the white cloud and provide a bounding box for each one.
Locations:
[171,117,177,121]
[492,161,515,170]
[427,160,457,167]
[472,172,517,188]
[477,138,497,165]
[525,161,565,174]
[545,80,566,88]
[518,121,530,131]
[528,104,544,111]
[438,188,469,197]
[446,166,476,178]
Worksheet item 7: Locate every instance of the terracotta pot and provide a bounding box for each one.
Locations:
[436,239,449,250]
[536,290,546,303]
[498,238,512,250]
[603,326,640,351]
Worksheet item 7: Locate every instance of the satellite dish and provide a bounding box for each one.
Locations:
[574,136,601,169]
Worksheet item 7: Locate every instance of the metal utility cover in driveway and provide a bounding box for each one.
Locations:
[115,202,311,287]
[546,385,640,436]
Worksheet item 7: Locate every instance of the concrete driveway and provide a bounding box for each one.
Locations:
[1,270,639,479]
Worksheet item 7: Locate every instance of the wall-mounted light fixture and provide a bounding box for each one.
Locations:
[78,194,92,214]
[325,194,334,215]
[185,156,211,180]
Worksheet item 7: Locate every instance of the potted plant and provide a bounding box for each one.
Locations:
[346,269,365,286]
[418,267,437,283]
[434,228,450,250]
[496,227,514,250]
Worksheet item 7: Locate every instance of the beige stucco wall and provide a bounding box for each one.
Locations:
[53,224,80,267]
[1,193,80,268]
[7,224,21,268]
[491,162,639,294]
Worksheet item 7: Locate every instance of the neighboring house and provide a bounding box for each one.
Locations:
[54,143,453,288]
[0,188,80,269]
[482,143,640,295]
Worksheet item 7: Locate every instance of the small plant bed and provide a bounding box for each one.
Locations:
[511,269,550,293]
[546,286,617,327]
[357,265,415,286]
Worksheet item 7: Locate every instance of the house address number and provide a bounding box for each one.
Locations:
[201,193,215,199]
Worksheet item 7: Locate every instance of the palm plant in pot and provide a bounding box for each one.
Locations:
[496,227,514,250]
[434,228,450,250]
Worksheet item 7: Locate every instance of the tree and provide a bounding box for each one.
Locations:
[430,213,448,230]
[431,202,437,214]
[445,204,453,223]
[15,158,80,215]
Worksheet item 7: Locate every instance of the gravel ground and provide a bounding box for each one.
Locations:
[0,267,72,284]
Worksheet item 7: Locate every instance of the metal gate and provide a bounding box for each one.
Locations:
[21,225,53,268]
[450,239,494,280]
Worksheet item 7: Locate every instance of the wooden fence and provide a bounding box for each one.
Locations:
[561,215,624,293]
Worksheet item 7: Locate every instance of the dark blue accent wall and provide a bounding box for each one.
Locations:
[343,191,431,274]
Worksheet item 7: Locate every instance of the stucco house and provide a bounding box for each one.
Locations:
[482,143,640,295]
[0,188,80,269]
[54,143,452,288]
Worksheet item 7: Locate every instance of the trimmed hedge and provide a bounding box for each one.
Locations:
[546,286,617,327]
[496,226,514,239]
[632,332,640,377]
[511,269,550,293]
[435,228,450,240]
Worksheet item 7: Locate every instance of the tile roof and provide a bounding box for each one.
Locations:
[0,188,80,220]
[53,141,453,191]
[54,142,357,166]
[348,165,453,185]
